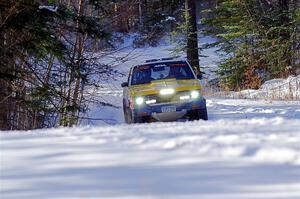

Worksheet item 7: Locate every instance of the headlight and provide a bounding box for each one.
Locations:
[145,99,156,104]
[135,97,144,105]
[180,95,190,100]
[191,91,200,99]
[160,88,175,95]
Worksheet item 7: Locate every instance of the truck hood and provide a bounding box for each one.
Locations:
[129,79,201,96]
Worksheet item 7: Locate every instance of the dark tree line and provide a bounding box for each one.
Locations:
[0,0,186,130]
[0,0,116,129]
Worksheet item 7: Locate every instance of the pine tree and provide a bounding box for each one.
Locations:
[202,0,300,90]
[133,0,183,46]
[0,0,69,129]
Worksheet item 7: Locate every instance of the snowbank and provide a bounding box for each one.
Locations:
[258,75,300,100]
[215,75,300,100]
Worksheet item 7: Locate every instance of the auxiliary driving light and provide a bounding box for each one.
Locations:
[191,91,200,99]
[145,99,157,104]
[180,95,190,100]
[160,88,175,95]
[135,97,144,105]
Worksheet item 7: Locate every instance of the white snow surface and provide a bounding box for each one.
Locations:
[1,99,300,199]
[1,37,300,199]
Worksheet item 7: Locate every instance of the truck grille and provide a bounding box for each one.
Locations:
[145,91,191,104]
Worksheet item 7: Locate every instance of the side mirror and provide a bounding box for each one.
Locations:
[196,74,202,79]
[121,82,128,87]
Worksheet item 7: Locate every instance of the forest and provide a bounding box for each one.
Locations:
[1,0,299,130]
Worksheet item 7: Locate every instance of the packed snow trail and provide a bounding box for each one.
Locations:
[1,102,300,198]
[85,88,300,124]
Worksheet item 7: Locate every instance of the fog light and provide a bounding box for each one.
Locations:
[160,88,175,95]
[135,97,144,105]
[145,99,156,104]
[180,95,190,100]
[191,91,200,99]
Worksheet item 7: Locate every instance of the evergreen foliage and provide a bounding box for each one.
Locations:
[202,0,300,90]
[134,0,183,46]
[0,0,112,129]
[1,0,69,129]
[0,0,185,130]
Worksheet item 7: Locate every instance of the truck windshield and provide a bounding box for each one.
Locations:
[131,61,195,85]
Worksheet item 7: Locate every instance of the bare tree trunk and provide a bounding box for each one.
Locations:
[138,0,142,25]
[69,0,84,126]
[44,54,55,84]
[185,0,201,78]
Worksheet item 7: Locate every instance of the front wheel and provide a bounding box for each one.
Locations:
[123,105,130,124]
[189,108,208,121]
[126,109,145,124]
[199,108,208,120]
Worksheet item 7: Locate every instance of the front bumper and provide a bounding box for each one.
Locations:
[133,98,206,122]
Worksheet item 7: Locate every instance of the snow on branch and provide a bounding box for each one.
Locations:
[39,5,58,12]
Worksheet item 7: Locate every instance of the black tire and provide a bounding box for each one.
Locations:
[125,110,132,124]
[126,110,144,124]
[123,107,141,124]
[123,102,131,124]
[132,115,144,124]
[200,99,208,120]
[127,110,134,124]
[189,99,208,121]
[189,108,208,121]
[199,108,208,120]
[189,110,200,121]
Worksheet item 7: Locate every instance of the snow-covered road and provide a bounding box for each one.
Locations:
[1,98,300,199]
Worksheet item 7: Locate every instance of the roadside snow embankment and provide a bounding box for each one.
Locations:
[226,75,300,100]
[1,117,300,199]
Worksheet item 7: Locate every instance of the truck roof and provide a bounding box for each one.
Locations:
[131,58,187,69]
[145,57,185,64]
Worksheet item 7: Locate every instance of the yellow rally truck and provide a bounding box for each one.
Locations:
[121,59,208,124]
